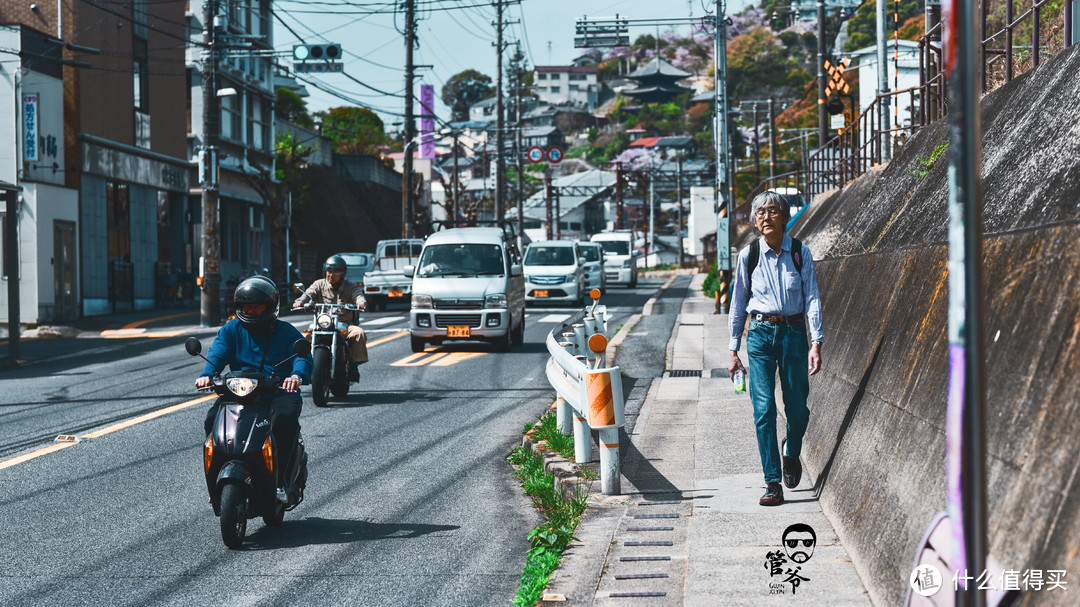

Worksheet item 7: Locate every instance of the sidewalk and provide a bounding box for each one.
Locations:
[542,274,871,605]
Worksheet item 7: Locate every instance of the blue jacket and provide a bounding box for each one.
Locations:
[201,319,313,385]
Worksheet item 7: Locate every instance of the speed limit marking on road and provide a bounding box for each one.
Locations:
[546,146,564,164]
[527,146,545,163]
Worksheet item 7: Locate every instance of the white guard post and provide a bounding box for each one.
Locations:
[544,289,626,495]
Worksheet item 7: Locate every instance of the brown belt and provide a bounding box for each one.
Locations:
[751,312,804,325]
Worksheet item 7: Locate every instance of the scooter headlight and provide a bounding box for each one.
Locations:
[317,313,333,329]
[225,377,259,397]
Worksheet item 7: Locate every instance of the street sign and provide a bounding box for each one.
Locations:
[546,146,564,164]
[831,114,845,130]
[294,63,343,73]
[527,146,545,163]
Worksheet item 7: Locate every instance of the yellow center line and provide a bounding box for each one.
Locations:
[392,352,449,367]
[121,311,199,331]
[430,352,486,367]
[0,328,412,471]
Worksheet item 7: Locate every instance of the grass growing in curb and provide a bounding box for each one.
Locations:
[532,410,577,460]
[508,414,591,607]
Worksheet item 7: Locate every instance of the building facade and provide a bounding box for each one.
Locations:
[533,65,599,110]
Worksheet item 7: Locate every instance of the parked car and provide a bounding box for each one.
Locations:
[523,240,586,306]
[405,227,525,353]
[577,241,606,293]
[336,252,376,286]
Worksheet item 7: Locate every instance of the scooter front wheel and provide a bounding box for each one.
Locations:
[219,483,247,549]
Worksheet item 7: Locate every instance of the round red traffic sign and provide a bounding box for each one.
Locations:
[527,146,545,163]
[546,146,564,164]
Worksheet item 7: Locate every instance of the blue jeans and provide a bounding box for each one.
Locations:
[747,319,810,484]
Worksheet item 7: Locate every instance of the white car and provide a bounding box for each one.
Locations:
[577,241,606,293]
[523,241,586,306]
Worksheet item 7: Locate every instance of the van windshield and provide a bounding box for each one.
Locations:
[578,245,600,262]
[525,246,575,266]
[416,244,505,277]
[596,240,630,255]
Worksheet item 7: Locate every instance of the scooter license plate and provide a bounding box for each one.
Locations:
[534,290,549,298]
[447,325,470,338]
[389,287,404,297]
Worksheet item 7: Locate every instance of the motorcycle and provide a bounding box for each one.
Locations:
[293,283,361,407]
[185,336,311,549]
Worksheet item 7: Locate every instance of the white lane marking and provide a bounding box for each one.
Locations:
[362,316,405,326]
[537,314,571,323]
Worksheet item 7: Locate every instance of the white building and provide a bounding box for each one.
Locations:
[850,40,924,132]
[533,66,599,110]
[0,25,80,326]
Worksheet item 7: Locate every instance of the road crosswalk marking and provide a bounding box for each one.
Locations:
[537,314,571,323]
[362,316,405,326]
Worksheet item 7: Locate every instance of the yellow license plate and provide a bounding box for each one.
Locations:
[534,290,549,298]
[447,325,470,338]
[389,287,404,297]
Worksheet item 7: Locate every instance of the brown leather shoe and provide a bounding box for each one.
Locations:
[782,439,802,489]
[759,482,784,506]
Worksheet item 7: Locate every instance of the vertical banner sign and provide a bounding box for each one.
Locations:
[23,94,39,162]
[717,214,730,271]
[420,84,435,159]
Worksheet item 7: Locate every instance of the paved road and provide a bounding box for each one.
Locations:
[0,281,662,606]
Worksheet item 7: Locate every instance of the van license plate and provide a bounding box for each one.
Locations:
[534,290,549,298]
[389,287,404,297]
[447,325,470,337]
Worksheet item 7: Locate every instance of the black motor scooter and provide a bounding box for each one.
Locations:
[185,336,311,549]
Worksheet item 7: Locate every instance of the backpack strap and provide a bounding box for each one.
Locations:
[747,237,804,295]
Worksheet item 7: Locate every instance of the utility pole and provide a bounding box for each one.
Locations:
[715,0,733,314]
[615,162,624,230]
[403,0,417,238]
[876,0,891,161]
[452,130,460,225]
[768,98,776,183]
[4,185,21,363]
[753,104,761,183]
[677,156,684,268]
[513,42,526,251]
[493,0,506,223]
[200,0,222,327]
[817,0,828,146]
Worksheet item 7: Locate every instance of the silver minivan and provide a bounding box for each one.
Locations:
[404,227,526,353]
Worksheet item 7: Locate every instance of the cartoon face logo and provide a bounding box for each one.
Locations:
[783,523,817,563]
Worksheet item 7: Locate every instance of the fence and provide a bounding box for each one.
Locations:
[740,2,1075,219]
[544,292,626,495]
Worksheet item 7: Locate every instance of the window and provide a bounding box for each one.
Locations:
[570,85,579,92]
[537,73,547,80]
[248,95,269,150]
[549,73,561,80]
[133,35,148,111]
[249,207,263,266]
[221,90,241,141]
[550,86,560,93]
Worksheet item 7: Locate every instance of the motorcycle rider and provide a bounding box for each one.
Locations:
[293,255,368,381]
[196,276,312,489]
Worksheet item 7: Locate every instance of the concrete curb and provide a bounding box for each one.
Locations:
[603,274,678,367]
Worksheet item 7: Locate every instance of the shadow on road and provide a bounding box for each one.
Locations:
[244,517,460,549]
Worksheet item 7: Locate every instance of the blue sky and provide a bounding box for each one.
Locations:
[273,0,751,129]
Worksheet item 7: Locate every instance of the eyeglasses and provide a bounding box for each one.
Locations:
[755,207,782,218]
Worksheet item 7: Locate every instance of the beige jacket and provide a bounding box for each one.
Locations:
[295,279,367,325]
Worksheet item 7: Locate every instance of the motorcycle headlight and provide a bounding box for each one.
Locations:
[412,294,433,309]
[317,313,333,329]
[225,377,258,397]
[484,293,507,308]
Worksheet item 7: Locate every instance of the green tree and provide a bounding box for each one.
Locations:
[726,26,811,99]
[274,87,313,129]
[320,106,389,156]
[844,0,920,52]
[441,69,495,122]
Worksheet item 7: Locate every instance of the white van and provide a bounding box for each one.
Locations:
[523,240,587,305]
[404,227,526,353]
[590,231,640,288]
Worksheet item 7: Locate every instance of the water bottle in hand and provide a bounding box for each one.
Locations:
[733,369,746,393]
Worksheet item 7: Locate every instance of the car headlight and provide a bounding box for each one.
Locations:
[317,313,333,329]
[226,377,258,397]
[484,293,507,308]
[564,275,576,283]
[622,259,631,268]
[412,294,433,309]
[524,275,533,282]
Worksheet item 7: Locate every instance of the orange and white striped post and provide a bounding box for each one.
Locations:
[584,326,624,494]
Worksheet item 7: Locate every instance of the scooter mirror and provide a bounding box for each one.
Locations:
[292,282,304,293]
[293,339,311,357]
[185,337,202,356]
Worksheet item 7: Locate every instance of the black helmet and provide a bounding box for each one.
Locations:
[324,255,347,273]
[234,276,279,328]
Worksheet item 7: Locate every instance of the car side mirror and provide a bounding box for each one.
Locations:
[402,265,415,277]
[185,336,202,356]
[293,339,311,357]
[633,250,643,258]
[510,264,523,277]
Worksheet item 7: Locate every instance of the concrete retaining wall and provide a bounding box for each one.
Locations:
[784,44,1080,606]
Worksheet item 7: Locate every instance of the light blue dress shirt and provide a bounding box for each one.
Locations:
[728,234,824,351]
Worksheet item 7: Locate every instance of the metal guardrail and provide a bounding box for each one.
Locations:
[544,292,626,495]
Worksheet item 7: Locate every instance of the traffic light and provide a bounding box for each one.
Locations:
[292,44,341,61]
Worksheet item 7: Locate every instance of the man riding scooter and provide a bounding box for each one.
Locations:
[196,276,313,496]
[293,255,369,381]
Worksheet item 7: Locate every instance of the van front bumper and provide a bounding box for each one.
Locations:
[409,309,509,339]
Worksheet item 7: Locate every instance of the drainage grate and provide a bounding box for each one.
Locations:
[611,592,667,598]
[615,573,670,580]
[625,540,674,547]
[621,556,671,562]
[668,370,702,378]
[680,322,703,326]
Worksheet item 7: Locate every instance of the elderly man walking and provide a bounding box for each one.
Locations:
[728,191,824,506]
